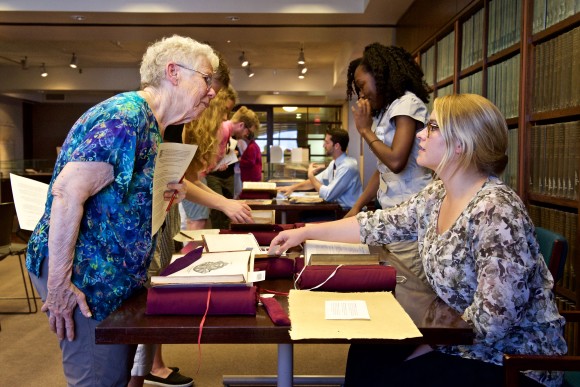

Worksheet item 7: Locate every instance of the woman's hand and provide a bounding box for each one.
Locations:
[352,98,374,137]
[277,186,294,197]
[42,282,91,342]
[222,199,254,224]
[343,207,360,218]
[165,181,187,205]
[268,228,307,255]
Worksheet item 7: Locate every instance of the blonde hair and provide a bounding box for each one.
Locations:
[140,35,218,89]
[183,89,236,176]
[433,94,508,177]
[232,106,260,132]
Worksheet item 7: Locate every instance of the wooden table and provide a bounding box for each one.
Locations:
[246,199,343,224]
[96,250,473,386]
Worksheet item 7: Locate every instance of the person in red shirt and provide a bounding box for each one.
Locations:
[239,120,262,182]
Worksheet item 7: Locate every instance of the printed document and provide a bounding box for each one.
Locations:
[9,174,49,230]
[152,143,197,236]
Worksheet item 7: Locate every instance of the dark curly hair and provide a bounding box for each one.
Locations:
[346,43,431,117]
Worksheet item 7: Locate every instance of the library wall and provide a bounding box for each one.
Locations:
[397,0,473,53]
[0,96,24,174]
[30,103,92,160]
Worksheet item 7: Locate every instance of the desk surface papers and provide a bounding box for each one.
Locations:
[288,290,422,340]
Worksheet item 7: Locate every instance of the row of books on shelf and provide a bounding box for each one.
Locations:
[461,8,484,70]
[528,205,577,297]
[436,30,455,82]
[554,295,578,356]
[487,0,522,56]
[459,71,483,95]
[421,46,435,88]
[500,128,519,191]
[487,53,520,119]
[529,120,579,200]
[533,26,580,113]
[532,0,578,34]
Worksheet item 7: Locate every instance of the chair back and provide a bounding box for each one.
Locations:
[0,202,16,248]
[535,226,567,283]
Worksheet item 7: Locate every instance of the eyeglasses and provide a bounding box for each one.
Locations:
[426,121,440,138]
[175,63,213,90]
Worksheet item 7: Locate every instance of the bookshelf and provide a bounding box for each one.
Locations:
[401,0,579,317]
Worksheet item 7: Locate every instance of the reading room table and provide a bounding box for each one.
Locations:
[245,199,343,224]
[95,248,474,387]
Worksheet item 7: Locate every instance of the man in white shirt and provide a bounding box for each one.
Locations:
[278,128,362,211]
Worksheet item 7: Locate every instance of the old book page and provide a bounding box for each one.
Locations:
[9,174,49,231]
[150,250,252,285]
[289,290,422,340]
[304,240,370,265]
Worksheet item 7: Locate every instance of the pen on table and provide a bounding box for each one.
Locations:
[166,174,185,212]
[179,231,194,240]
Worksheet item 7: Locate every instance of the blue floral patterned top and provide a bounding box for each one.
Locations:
[26,91,161,321]
[356,176,567,386]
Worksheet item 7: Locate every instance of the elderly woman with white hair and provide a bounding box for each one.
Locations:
[26,35,217,386]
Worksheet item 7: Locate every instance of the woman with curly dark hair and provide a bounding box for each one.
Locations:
[344,43,433,281]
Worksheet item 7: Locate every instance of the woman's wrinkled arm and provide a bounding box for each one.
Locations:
[46,161,114,341]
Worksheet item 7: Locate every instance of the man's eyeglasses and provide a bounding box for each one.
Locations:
[426,121,440,138]
[175,63,213,91]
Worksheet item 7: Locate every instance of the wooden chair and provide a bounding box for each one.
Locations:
[504,311,580,386]
[0,202,37,314]
[535,226,567,283]
[503,227,578,386]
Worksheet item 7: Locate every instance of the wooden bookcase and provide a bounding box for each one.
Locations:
[398,0,579,309]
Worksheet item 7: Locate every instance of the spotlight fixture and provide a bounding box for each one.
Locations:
[298,67,305,79]
[239,51,249,67]
[297,47,306,65]
[20,56,28,70]
[299,64,308,74]
[69,53,78,69]
[41,63,48,77]
[245,66,255,78]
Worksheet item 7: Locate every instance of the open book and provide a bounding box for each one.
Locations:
[240,181,277,198]
[203,233,270,256]
[150,250,254,285]
[304,240,373,265]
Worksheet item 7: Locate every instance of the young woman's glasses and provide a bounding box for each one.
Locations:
[175,64,213,90]
[426,121,440,138]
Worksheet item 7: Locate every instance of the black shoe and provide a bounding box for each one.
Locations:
[144,370,194,387]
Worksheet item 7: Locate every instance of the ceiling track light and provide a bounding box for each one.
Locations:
[20,56,28,70]
[41,63,48,77]
[239,51,249,67]
[299,63,308,74]
[297,47,306,65]
[69,52,78,69]
[245,66,255,78]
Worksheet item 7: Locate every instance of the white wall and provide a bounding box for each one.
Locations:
[0,96,24,176]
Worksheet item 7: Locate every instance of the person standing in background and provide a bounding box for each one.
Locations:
[179,85,238,230]
[344,43,433,281]
[238,111,262,182]
[207,106,261,229]
[26,35,216,387]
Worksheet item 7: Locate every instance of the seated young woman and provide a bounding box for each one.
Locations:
[268,94,567,387]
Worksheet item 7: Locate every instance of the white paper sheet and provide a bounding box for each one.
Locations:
[9,173,49,231]
[151,143,197,236]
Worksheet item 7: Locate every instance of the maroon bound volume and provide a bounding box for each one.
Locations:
[146,285,257,315]
[296,265,397,292]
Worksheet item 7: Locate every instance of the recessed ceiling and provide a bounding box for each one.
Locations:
[0,0,415,104]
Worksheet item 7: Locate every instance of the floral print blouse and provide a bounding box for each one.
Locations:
[356,176,567,386]
[27,92,161,321]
